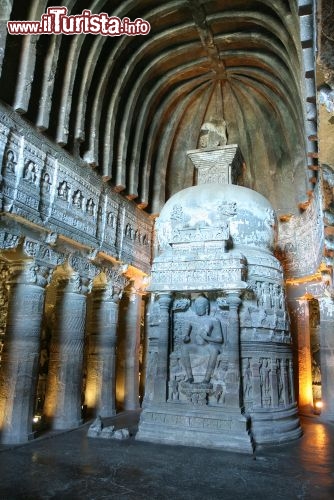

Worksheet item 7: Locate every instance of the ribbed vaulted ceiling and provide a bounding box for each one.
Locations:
[0,0,310,215]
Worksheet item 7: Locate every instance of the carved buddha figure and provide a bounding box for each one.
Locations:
[181,295,223,385]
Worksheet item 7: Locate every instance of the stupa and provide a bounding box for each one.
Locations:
[136,121,301,452]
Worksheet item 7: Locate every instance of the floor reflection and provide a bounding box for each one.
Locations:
[298,417,334,482]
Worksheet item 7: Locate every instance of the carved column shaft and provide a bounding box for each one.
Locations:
[0,261,48,444]
[290,298,313,410]
[319,297,334,419]
[0,261,8,338]
[117,287,143,410]
[224,293,242,408]
[153,293,172,403]
[85,286,119,417]
[44,274,87,429]
[141,296,160,407]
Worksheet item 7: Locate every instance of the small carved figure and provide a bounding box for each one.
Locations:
[243,359,252,399]
[272,284,281,310]
[214,356,228,382]
[170,204,188,225]
[214,384,223,403]
[73,190,82,208]
[169,380,180,401]
[4,149,16,173]
[107,212,115,227]
[260,359,271,397]
[86,198,95,215]
[255,282,263,307]
[276,359,284,404]
[41,172,51,192]
[23,161,37,184]
[279,287,285,309]
[97,205,103,221]
[285,359,292,404]
[58,181,69,201]
[181,295,223,385]
[125,223,134,239]
[262,282,271,309]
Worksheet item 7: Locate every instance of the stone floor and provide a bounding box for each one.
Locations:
[0,411,334,499]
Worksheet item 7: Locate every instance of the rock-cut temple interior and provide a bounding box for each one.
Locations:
[0,0,334,460]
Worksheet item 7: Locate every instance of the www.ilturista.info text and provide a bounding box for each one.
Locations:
[7,7,151,36]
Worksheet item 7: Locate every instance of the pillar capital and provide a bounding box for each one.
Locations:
[225,292,242,309]
[68,252,98,276]
[157,292,173,310]
[23,238,65,269]
[53,256,98,295]
[6,259,52,288]
[103,264,129,299]
[53,270,83,294]
[124,269,149,299]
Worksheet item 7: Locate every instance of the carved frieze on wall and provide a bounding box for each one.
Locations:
[240,279,290,342]
[0,104,153,274]
[241,355,294,412]
[120,205,152,270]
[276,182,324,279]
[151,255,246,292]
[321,164,334,272]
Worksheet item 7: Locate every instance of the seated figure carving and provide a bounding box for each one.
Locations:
[4,150,16,173]
[23,161,37,184]
[181,295,223,386]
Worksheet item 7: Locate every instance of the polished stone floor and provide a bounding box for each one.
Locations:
[0,411,333,499]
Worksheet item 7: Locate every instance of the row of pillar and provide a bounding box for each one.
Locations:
[0,258,146,444]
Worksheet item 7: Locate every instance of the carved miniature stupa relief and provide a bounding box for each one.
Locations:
[136,120,302,453]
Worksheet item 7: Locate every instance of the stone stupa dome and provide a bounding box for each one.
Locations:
[151,142,282,293]
[156,180,277,253]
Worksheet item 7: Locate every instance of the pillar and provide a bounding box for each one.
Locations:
[0,261,8,341]
[224,292,242,409]
[153,293,172,403]
[43,270,87,429]
[0,261,49,444]
[290,297,313,412]
[319,296,334,420]
[84,281,120,417]
[118,285,142,410]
